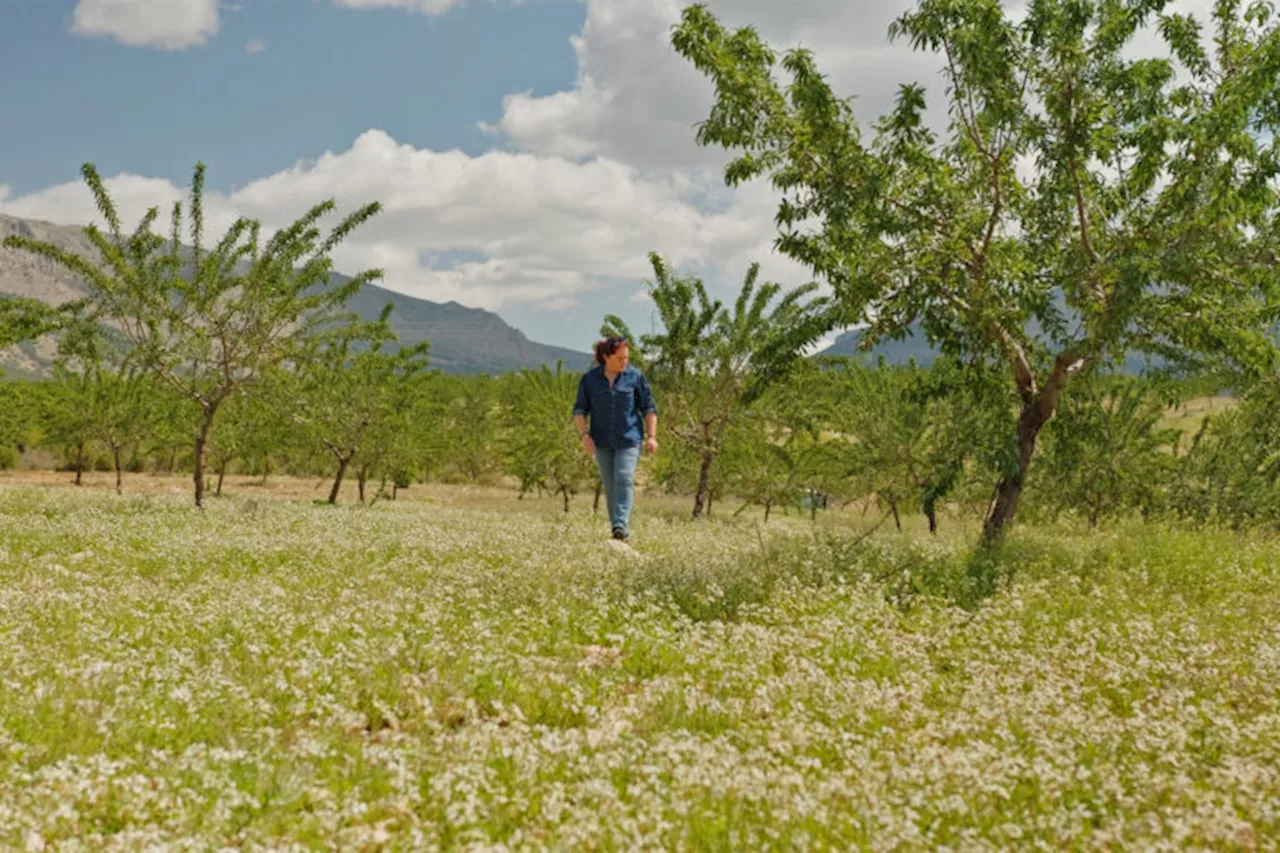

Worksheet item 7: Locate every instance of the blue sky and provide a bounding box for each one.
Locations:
[0,0,581,195]
[0,0,978,352]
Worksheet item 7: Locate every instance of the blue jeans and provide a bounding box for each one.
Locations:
[595,446,640,537]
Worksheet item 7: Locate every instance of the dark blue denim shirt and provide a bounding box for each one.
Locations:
[573,365,658,450]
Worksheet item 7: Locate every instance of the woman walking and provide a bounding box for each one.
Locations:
[573,337,658,543]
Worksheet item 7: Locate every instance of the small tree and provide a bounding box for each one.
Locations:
[673,0,1280,542]
[1027,375,1178,527]
[203,375,297,497]
[432,374,501,485]
[824,356,1012,533]
[3,162,382,507]
[1169,378,1280,528]
[294,309,432,505]
[51,317,165,494]
[632,252,832,518]
[41,369,99,485]
[502,362,598,511]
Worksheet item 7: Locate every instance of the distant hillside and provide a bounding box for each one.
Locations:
[0,213,590,377]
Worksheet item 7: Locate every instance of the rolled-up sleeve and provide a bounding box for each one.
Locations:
[636,373,658,415]
[572,374,590,417]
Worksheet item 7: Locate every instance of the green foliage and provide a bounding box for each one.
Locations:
[819,356,1013,532]
[634,252,833,517]
[499,362,597,510]
[1027,375,1181,527]
[1169,378,1280,528]
[2,161,383,506]
[292,309,432,504]
[672,0,1280,539]
[429,373,501,484]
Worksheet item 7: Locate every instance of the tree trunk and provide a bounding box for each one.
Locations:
[167,448,177,474]
[926,503,939,535]
[193,408,216,509]
[889,497,901,531]
[561,486,571,513]
[74,441,84,486]
[216,462,228,497]
[593,483,601,515]
[328,456,351,505]
[358,467,368,504]
[982,403,1052,541]
[113,446,123,495]
[692,453,713,519]
[764,501,772,523]
[258,459,271,485]
[982,349,1083,543]
[392,481,399,501]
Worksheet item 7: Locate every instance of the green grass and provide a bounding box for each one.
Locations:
[0,485,1277,850]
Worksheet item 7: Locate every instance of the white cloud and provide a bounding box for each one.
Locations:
[71,0,220,50]
[0,130,805,314]
[489,0,1220,171]
[244,37,267,54]
[487,0,942,170]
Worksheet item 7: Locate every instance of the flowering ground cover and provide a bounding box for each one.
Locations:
[0,485,1277,850]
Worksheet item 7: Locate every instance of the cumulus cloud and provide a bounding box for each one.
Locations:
[487,0,944,170]
[71,0,220,50]
[0,130,805,313]
[244,37,267,54]
[489,0,1220,171]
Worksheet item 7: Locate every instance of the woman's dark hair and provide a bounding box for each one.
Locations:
[594,336,628,366]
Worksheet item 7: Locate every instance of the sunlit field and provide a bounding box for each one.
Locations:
[1,479,1277,850]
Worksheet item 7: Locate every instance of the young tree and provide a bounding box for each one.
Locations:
[632,252,832,518]
[52,317,164,494]
[41,368,100,486]
[293,310,432,505]
[1169,378,1280,528]
[673,0,1280,541]
[824,356,1012,533]
[432,374,501,485]
[1028,374,1179,527]
[3,162,382,507]
[203,375,297,497]
[501,362,598,512]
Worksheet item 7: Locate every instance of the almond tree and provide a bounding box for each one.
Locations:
[502,362,597,511]
[674,0,1280,541]
[293,308,432,505]
[47,316,167,494]
[626,252,832,518]
[3,162,382,507]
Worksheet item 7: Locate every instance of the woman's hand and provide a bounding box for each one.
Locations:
[645,436,658,455]
[581,433,596,456]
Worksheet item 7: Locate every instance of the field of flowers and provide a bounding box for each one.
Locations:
[0,483,1277,850]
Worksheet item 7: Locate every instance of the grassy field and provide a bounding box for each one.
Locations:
[0,480,1277,850]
